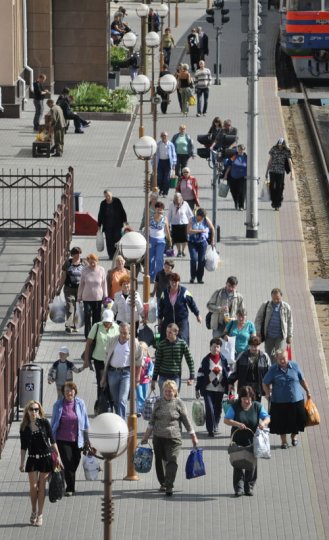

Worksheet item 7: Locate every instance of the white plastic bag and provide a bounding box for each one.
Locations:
[148,297,158,323]
[96,230,104,252]
[74,301,85,329]
[221,336,236,365]
[253,428,271,459]
[49,296,66,324]
[82,454,101,481]
[260,181,271,202]
[205,245,220,272]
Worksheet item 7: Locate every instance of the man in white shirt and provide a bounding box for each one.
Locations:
[194,60,212,117]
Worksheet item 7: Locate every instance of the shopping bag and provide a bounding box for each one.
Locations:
[148,297,157,323]
[82,454,101,481]
[260,181,271,202]
[138,324,155,347]
[286,345,292,360]
[205,245,220,272]
[142,391,159,421]
[96,230,104,252]
[133,444,153,473]
[218,181,230,198]
[169,176,178,189]
[221,336,236,365]
[48,467,64,502]
[305,398,320,427]
[49,295,66,324]
[188,95,196,106]
[185,447,206,479]
[253,428,271,459]
[74,301,85,329]
[192,399,205,427]
[228,428,256,471]
[205,311,212,330]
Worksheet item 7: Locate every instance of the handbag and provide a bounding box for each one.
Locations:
[185,447,206,479]
[96,230,104,252]
[218,181,230,198]
[260,180,271,202]
[48,467,64,502]
[253,428,271,459]
[260,301,269,343]
[205,311,212,330]
[305,397,320,427]
[142,391,159,421]
[188,95,196,106]
[133,444,153,473]
[284,157,291,174]
[228,428,256,471]
[82,454,101,481]
[192,398,205,427]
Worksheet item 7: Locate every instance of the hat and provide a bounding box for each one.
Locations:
[102,310,114,323]
[277,137,285,145]
[59,346,69,355]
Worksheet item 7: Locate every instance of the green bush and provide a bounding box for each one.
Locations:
[110,45,129,67]
[70,82,133,113]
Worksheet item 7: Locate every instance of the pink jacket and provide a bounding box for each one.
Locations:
[176,175,200,207]
[139,357,154,384]
[77,265,107,301]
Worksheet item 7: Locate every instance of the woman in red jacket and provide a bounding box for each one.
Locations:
[176,167,200,210]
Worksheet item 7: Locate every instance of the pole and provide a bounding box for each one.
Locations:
[168,0,171,28]
[143,160,151,303]
[151,48,158,190]
[107,0,111,79]
[212,159,217,227]
[215,26,221,85]
[124,263,139,480]
[103,457,114,540]
[139,94,144,138]
[175,0,179,27]
[246,0,259,238]
[141,16,147,76]
[159,17,165,71]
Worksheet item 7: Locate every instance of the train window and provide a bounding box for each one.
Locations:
[287,0,321,8]
[324,0,329,9]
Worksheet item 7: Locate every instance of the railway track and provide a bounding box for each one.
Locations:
[282,84,329,372]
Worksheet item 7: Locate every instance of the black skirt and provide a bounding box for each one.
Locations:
[26,454,53,473]
[171,224,188,244]
[269,399,306,435]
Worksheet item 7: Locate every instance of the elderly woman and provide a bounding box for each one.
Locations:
[167,192,193,257]
[51,382,89,496]
[187,207,215,284]
[149,201,172,282]
[158,272,201,344]
[262,349,311,448]
[141,380,198,496]
[228,336,271,402]
[139,190,160,231]
[107,255,129,300]
[177,63,193,116]
[265,137,293,211]
[112,275,144,335]
[223,144,248,211]
[223,308,256,356]
[176,167,200,210]
[77,253,107,338]
[224,386,270,497]
[20,400,62,527]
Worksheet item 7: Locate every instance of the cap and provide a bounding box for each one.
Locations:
[277,137,285,145]
[102,310,114,323]
[59,346,69,355]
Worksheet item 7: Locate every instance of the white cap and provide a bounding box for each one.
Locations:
[102,310,114,323]
[59,346,69,355]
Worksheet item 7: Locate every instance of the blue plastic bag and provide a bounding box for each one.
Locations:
[133,444,153,473]
[185,448,206,480]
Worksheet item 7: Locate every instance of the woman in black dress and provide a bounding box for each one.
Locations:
[20,400,62,527]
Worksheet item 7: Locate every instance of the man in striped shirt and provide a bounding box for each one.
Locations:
[194,60,212,117]
[151,323,194,394]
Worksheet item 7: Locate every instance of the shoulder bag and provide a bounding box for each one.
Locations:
[228,428,256,471]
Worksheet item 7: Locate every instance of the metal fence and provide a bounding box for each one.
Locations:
[0,168,74,455]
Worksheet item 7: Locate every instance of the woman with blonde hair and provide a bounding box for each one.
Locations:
[19,400,62,527]
[141,380,198,496]
[177,64,193,116]
[107,255,129,299]
[77,253,107,338]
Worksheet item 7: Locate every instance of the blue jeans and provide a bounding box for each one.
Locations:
[196,88,209,115]
[33,99,44,129]
[188,240,207,282]
[149,237,165,281]
[157,159,171,195]
[136,382,149,414]
[158,374,181,395]
[107,368,130,418]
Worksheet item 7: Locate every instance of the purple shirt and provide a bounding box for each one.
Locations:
[56,399,78,442]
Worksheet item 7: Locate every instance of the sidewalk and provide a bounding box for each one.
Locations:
[0,1,328,539]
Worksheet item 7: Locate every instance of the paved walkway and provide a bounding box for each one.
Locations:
[0,1,328,539]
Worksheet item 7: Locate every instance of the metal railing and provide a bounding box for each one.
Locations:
[0,168,74,455]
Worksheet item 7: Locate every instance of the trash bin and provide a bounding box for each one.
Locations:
[108,72,116,90]
[19,363,43,409]
[74,192,83,212]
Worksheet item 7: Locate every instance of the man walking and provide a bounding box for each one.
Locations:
[186,28,200,72]
[194,60,212,117]
[97,190,127,260]
[156,132,177,197]
[46,99,65,157]
[207,276,244,338]
[254,288,293,363]
[197,27,209,61]
[33,74,50,131]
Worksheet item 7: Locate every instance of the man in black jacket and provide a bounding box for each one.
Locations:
[56,88,90,134]
[98,191,127,260]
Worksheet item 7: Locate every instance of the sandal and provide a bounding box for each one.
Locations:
[35,515,43,527]
[280,443,289,449]
[30,512,37,525]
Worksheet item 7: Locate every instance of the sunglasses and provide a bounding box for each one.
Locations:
[29,407,39,412]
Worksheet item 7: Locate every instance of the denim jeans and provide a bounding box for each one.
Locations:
[149,237,165,281]
[188,240,207,282]
[136,382,149,414]
[157,159,171,195]
[33,99,44,129]
[158,374,181,395]
[196,88,209,115]
[107,368,130,418]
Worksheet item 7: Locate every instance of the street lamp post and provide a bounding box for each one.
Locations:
[136,3,150,75]
[175,0,179,27]
[131,74,151,138]
[157,3,169,71]
[133,136,157,304]
[145,31,160,188]
[122,32,138,80]
[89,413,129,540]
[119,232,147,481]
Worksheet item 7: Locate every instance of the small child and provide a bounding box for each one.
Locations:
[48,346,84,399]
[136,342,154,416]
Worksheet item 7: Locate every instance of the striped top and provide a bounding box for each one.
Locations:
[153,338,195,380]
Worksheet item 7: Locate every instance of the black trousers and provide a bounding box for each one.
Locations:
[153,436,182,489]
[57,440,81,493]
[93,359,105,400]
[105,227,123,260]
[233,463,257,494]
[204,390,224,435]
[175,154,190,177]
[228,177,246,209]
[269,171,285,209]
[83,300,102,338]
